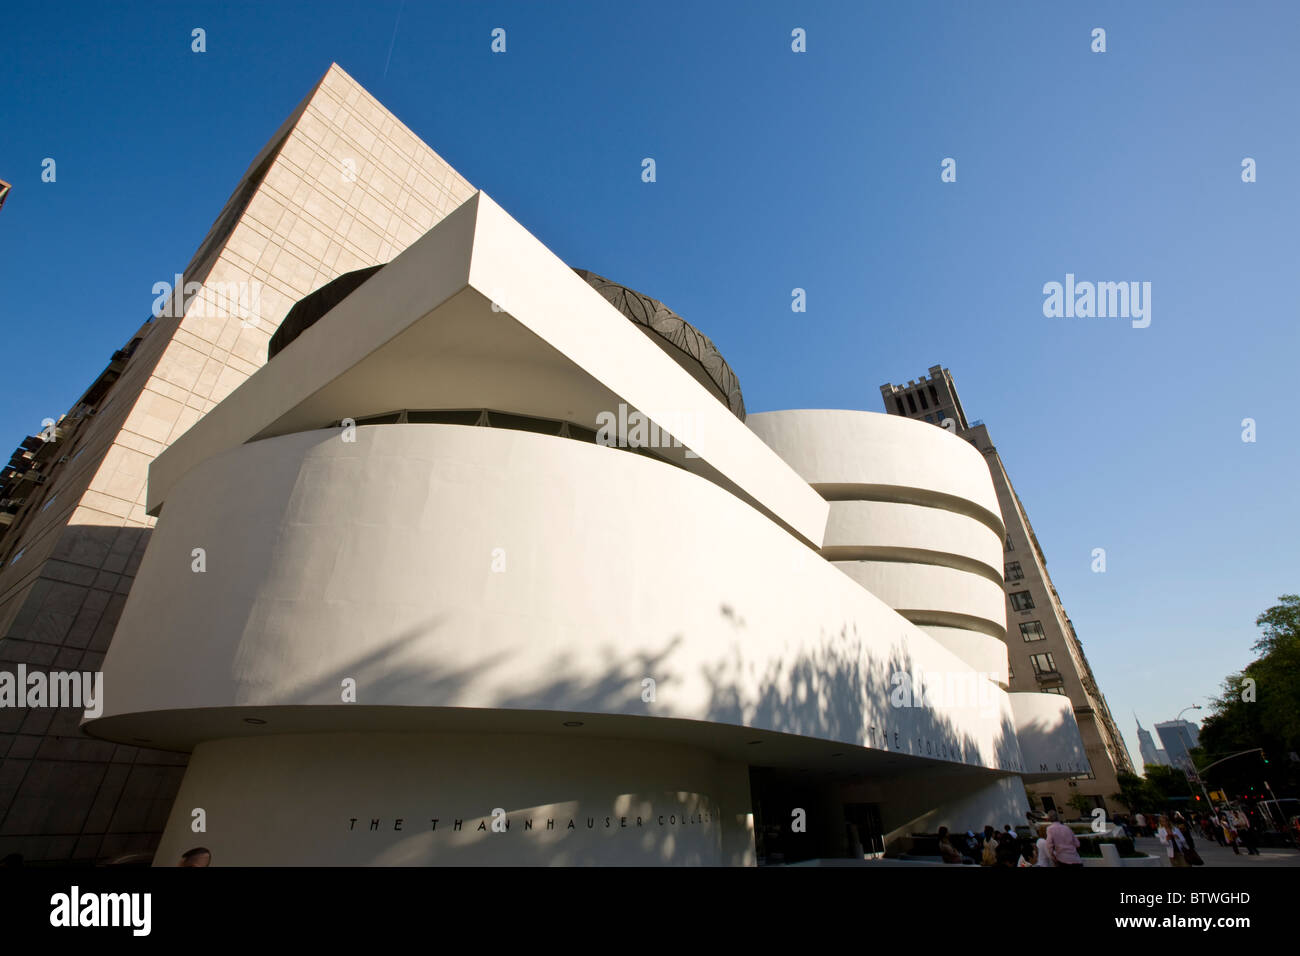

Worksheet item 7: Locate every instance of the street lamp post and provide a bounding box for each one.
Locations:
[1175,705,1214,813]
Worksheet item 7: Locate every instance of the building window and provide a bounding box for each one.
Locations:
[928,384,939,405]
[894,397,905,416]
[917,390,929,410]
[1008,662,1014,679]
[41,494,57,513]
[1005,535,1013,551]
[1009,590,1035,611]
[9,549,23,565]
[354,411,403,425]
[1005,561,1023,581]
[906,393,917,414]
[1042,686,1067,696]
[1030,652,1056,675]
[1020,621,1046,642]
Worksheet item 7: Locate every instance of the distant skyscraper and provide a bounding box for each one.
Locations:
[1155,720,1201,773]
[881,366,1135,815]
[1136,715,1170,768]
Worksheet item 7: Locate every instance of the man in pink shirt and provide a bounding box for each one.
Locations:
[1045,810,1083,867]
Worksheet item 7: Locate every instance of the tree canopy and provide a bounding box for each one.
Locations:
[1197,594,1300,798]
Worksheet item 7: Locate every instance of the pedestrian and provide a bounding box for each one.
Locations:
[1177,816,1204,866]
[1035,834,1053,867]
[980,825,997,866]
[1240,819,1260,856]
[937,826,965,864]
[1221,815,1240,855]
[1157,815,1189,866]
[995,827,1020,867]
[1135,811,1147,837]
[1045,811,1083,867]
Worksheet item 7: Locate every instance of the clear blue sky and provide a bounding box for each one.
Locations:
[2,1,1297,772]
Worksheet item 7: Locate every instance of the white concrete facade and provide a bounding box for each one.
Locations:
[87,191,1088,865]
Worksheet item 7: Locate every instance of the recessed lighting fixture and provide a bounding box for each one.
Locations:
[243,717,267,725]
[747,740,762,745]
[562,720,583,727]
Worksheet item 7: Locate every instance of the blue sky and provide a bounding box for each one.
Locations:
[2,1,1297,772]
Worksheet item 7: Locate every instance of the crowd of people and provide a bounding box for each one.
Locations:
[935,811,1083,867]
[933,805,1275,867]
[1130,809,1262,859]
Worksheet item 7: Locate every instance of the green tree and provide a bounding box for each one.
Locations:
[1143,764,1192,804]
[1067,793,1096,819]
[1200,594,1300,797]
[1111,770,1153,813]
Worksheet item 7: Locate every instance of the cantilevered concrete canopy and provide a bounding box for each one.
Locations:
[147,192,828,546]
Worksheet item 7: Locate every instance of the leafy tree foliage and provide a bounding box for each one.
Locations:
[1199,594,1300,797]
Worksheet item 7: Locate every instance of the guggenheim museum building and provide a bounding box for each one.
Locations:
[80,189,1089,866]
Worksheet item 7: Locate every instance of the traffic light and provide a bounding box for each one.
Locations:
[1262,752,1270,764]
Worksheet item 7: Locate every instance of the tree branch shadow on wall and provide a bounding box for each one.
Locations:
[202,609,1031,865]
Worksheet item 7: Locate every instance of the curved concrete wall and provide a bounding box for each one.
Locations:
[916,626,1009,688]
[834,561,1007,638]
[748,409,1009,677]
[153,732,752,866]
[746,410,1003,532]
[1009,692,1090,781]
[823,499,1002,580]
[90,423,1027,774]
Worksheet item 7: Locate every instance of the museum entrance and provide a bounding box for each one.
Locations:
[749,766,883,865]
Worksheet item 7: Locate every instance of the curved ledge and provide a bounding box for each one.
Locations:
[833,560,1008,638]
[822,499,1003,582]
[813,484,1004,538]
[915,626,1010,688]
[747,410,1003,535]
[820,547,1003,586]
[896,611,1009,640]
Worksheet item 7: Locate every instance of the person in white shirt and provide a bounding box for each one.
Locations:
[1035,836,1053,867]
[1156,815,1189,866]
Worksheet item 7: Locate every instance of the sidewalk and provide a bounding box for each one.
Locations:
[1134,836,1300,867]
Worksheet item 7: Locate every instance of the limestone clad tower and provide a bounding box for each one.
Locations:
[0,64,473,863]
